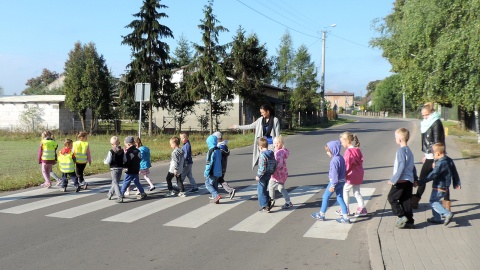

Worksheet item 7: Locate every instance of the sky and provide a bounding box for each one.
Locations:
[0,0,394,97]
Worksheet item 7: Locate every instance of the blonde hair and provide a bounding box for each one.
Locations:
[340,132,360,147]
[170,136,180,146]
[77,131,88,140]
[273,135,284,147]
[422,102,435,113]
[432,143,445,155]
[41,130,53,140]
[64,138,73,147]
[395,128,410,142]
[258,137,268,149]
[110,136,119,145]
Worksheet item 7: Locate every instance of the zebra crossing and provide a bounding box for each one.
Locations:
[0,177,375,240]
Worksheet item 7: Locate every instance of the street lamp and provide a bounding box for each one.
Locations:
[320,24,336,119]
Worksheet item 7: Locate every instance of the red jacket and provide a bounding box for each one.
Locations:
[344,147,364,185]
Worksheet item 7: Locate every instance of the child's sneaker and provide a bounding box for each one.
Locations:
[137,193,147,200]
[135,191,141,195]
[355,207,368,217]
[336,217,351,224]
[396,216,408,227]
[213,195,221,204]
[178,192,187,197]
[124,190,130,196]
[41,182,51,189]
[311,212,325,221]
[335,209,350,216]
[267,199,275,211]
[281,202,293,209]
[164,191,176,197]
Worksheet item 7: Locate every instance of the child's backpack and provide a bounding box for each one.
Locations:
[265,156,277,174]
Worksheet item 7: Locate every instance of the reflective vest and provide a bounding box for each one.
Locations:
[41,140,57,161]
[58,152,75,173]
[73,141,88,164]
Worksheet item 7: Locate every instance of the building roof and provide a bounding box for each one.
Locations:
[0,95,65,103]
[325,91,354,96]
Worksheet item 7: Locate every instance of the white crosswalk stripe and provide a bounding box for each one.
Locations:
[230,185,322,233]
[0,187,59,205]
[164,185,257,228]
[303,187,375,240]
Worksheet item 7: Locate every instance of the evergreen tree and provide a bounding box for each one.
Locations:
[172,34,193,68]
[121,0,174,135]
[275,30,294,89]
[291,44,320,113]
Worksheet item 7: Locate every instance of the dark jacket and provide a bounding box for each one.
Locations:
[422,119,445,154]
[124,146,141,174]
[418,156,461,190]
[109,146,125,168]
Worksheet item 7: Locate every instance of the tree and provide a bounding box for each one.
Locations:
[190,0,231,134]
[22,68,61,95]
[172,34,193,68]
[275,30,295,89]
[291,44,320,114]
[121,0,175,136]
[64,42,113,132]
[365,80,381,98]
[227,27,273,112]
[371,74,403,113]
[19,106,44,132]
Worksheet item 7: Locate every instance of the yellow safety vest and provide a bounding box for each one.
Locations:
[41,140,57,161]
[73,141,89,164]
[58,152,75,173]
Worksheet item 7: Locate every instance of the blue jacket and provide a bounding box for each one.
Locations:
[327,140,346,186]
[182,140,193,165]
[257,149,275,178]
[138,146,151,170]
[204,135,222,177]
[418,155,461,190]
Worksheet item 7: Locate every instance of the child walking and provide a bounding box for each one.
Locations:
[213,131,236,199]
[311,140,350,223]
[415,143,461,226]
[134,137,155,192]
[256,137,276,212]
[204,134,223,204]
[120,136,147,200]
[57,139,80,192]
[268,135,292,209]
[72,131,91,189]
[387,128,417,229]
[164,136,186,197]
[38,130,58,188]
[104,136,125,203]
[180,132,199,193]
[335,132,367,217]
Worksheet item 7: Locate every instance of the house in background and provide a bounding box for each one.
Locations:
[324,91,355,112]
[0,95,90,133]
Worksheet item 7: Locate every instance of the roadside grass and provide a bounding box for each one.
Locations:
[443,120,480,160]
[0,118,350,191]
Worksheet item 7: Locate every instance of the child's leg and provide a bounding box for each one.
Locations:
[110,169,122,197]
[205,175,219,198]
[62,173,68,188]
[268,180,277,200]
[343,183,352,213]
[221,180,234,193]
[132,174,145,194]
[175,175,185,192]
[120,174,133,196]
[75,163,87,185]
[400,182,414,223]
[278,183,291,203]
[41,163,53,186]
[182,164,198,189]
[387,183,406,217]
[165,172,174,191]
[334,182,348,215]
[320,182,334,214]
[352,184,365,208]
[429,189,449,220]
[141,170,154,187]
[257,177,269,208]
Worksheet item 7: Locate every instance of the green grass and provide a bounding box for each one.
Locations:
[0,118,350,191]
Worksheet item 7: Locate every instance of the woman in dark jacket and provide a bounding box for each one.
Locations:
[412,102,446,209]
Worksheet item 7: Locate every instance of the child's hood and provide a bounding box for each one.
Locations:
[327,140,342,156]
[276,147,289,158]
[346,148,363,165]
[60,147,72,155]
[206,135,218,149]
[112,145,123,154]
[263,149,275,159]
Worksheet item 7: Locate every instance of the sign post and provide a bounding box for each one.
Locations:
[135,83,151,138]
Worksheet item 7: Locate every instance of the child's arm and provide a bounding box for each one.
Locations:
[255,154,267,181]
[418,161,444,186]
[104,150,112,165]
[86,146,92,165]
[450,161,461,189]
[173,149,182,175]
[38,144,43,164]
[390,150,406,185]
[344,150,352,174]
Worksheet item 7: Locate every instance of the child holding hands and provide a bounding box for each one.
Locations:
[268,135,292,209]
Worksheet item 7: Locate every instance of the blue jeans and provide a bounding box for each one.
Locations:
[320,182,348,214]
[205,175,219,198]
[121,173,144,196]
[257,174,271,208]
[430,189,450,221]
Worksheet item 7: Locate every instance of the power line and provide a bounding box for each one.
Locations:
[329,33,371,49]
[235,0,319,39]
[276,0,323,30]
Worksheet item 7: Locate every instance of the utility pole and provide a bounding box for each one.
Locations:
[320,24,336,120]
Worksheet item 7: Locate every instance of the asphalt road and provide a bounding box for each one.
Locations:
[0,116,418,270]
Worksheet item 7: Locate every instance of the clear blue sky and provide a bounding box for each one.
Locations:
[0,0,394,97]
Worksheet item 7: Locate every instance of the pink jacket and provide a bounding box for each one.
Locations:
[270,147,289,184]
[344,147,364,185]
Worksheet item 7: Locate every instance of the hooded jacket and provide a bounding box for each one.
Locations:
[270,147,289,184]
[138,146,151,170]
[344,147,364,185]
[327,140,346,186]
[104,145,125,169]
[217,140,230,173]
[204,135,222,178]
[257,149,275,179]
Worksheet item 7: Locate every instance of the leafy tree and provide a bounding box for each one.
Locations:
[64,42,113,132]
[121,0,175,135]
[290,44,320,114]
[22,68,61,95]
[19,106,44,132]
[275,30,294,89]
[227,26,273,111]
[371,74,403,113]
[190,0,231,134]
[365,80,381,98]
[172,34,193,68]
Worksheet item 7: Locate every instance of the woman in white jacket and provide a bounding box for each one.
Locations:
[231,104,281,170]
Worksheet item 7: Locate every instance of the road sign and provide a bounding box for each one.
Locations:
[135,83,151,102]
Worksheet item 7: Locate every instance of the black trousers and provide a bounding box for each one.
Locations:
[75,163,87,184]
[166,172,184,192]
[414,159,434,198]
[388,181,414,224]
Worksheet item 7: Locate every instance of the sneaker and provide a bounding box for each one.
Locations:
[259,207,270,213]
[311,212,325,221]
[115,197,123,203]
[83,183,88,190]
[267,199,275,211]
[164,191,176,197]
[62,187,67,192]
[281,202,293,209]
[427,217,443,224]
[213,195,221,204]
[229,189,236,200]
[403,223,415,229]
[355,207,368,217]
[107,194,113,200]
[444,213,454,226]
[188,187,199,193]
[208,195,214,200]
[178,192,187,197]
[41,182,51,189]
[336,217,351,224]
[75,184,81,193]
[395,216,408,228]
[137,193,147,199]
[335,209,350,216]
[132,187,139,191]
[124,190,130,196]
[149,186,156,191]
[135,191,141,195]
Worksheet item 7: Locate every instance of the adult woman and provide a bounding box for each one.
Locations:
[231,104,281,170]
[412,102,446,209]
